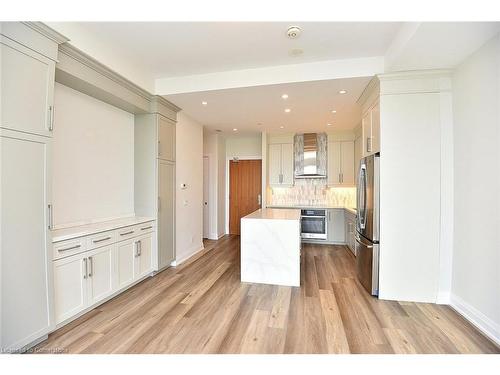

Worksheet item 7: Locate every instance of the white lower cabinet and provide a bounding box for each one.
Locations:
[344,212,356,255]
[87,246,114,305]
[53,225,155,325]
[117,239,136,289]
[53,253,88,324]
[327,209,345,243]
[135,234,153,279]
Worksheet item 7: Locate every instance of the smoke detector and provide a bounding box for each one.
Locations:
[286,26,302,39]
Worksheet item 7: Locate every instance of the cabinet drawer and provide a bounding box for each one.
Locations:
[53,237,88,260]
[88,230,117,249]
[116,225,139,242]
[135,222,155,235]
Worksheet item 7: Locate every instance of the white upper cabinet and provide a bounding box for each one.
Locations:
[327,141,355,187]
[362,100,380,157]
[1,37,55,137]
[157,115,175,161]
[268,143,294,186]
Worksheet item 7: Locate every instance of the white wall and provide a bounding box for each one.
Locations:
[52,83,135,227]
[378,72,453,303]
[225,134,262,158]
[451,34,500,344]
[175,112,204,263]
[217,136,227,237]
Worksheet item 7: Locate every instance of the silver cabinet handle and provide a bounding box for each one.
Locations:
[93,236,111,243]
[47,204,54,230]
[83,258,87,279]
[158,197,161,212]
[138,240,142,256]
[88,256,93,277]
[48,105,54,131]
[367,137,372,153]
[58,244,81,252]
[140,226,153,231]
[158,140,161,156]
[120,230,134,236]
[134,241,139,257]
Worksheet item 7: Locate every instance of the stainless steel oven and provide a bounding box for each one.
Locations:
[300,209,327,240]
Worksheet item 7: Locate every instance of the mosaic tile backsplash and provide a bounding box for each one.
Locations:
[267,179,356,207]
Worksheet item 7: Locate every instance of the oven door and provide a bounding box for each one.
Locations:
[301,216,327,239]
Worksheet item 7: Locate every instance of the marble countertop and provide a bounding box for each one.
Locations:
[243,208,301,221]
[52,216,156,243]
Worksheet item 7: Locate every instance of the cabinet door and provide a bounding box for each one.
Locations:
[362,111,371,157]
[371,101,380,154]
[53,254,88,324]
[327,141,341,186]
[328,209,345,243]
[117,240,136,289]
[341,141,355,186]
[268,144,282,185]
[281,143,294,185]
[158,161,175,269]
[135,234,153,279]
[1,38,54,137]
[157,115,175,161]
[1,132,53,348]
[87,246,114,305]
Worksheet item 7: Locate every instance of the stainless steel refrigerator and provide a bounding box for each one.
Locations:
[356,153,380,296]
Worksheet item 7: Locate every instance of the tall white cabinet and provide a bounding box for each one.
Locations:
[135,110,177,271]
[1,22,67,352]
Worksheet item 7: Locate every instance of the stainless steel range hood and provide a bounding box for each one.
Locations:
[294,133,327,178]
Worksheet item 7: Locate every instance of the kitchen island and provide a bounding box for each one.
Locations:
[240,208,301,287]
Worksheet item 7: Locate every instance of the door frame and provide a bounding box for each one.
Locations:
[225,156,262,235]
[202,155,210,239]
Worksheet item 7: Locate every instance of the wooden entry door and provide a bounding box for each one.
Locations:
[229,159,262,235]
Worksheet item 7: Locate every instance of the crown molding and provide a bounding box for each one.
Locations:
[22,22,69,44]
[58,42,152,101]
[357,76,380,108]
[378,69,452,95]
[151,95,181,113]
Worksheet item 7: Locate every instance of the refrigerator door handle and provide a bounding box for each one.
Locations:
[355,234,373,248]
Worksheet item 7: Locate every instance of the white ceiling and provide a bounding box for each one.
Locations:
[53,22,401,79]
[166,77,371,134]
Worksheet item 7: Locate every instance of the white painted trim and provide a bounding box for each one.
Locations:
[225,156,263,234]
[208,233,219,241]
[436,292,450,305]
[378,70,453,95]
[155,56,384,95]
[450,294,500,346]
[171,243,205,266]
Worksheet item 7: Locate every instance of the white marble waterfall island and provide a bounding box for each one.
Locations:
[240,208,301,287]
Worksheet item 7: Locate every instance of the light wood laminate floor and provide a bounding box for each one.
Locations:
[37,235,499,354]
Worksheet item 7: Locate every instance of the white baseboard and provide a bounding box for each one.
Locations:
[172,243,205,266]
[208,232,219,240]
[450,293,500,346]
[436,291,451,304]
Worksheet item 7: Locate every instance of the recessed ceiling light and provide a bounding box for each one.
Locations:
[280,126,285,129]
[327,123,332,127]
[331,110,337,114]
[284,108,291,113]
[339,90,347,94]
[281,94,289,99]
[232,128,238,132]
[202,101,208,105]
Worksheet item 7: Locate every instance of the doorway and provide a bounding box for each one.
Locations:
[229,159,262,235]
[203,156,210,239]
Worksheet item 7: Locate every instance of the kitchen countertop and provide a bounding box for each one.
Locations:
[52,216,156,243]
[243,208,301,221]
